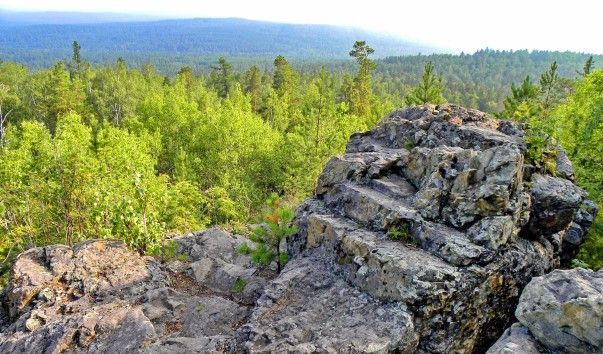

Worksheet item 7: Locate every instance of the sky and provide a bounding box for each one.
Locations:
[1,0,602,54]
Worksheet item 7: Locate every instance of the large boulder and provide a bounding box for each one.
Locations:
[489,268,602,354]
[486,323,545,354]
[289,104,597,352]
[517,268,602,353]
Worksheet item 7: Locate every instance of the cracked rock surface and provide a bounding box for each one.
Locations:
[0,105,598,353]
[488,268,602,354]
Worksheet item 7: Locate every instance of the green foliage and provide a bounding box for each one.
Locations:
[404,61,446,106]
[232,277,247,294]
[148,239,188,263]
[503,66,602,269]
[578,56,594,77]
[387,225,410,241]
[574,218,603,270]
[552,69,603,269]
[0,45,601,276]
[210,57,234,98]
[349,41,377,117]
[244,194,298,273]
[501,76,540,119]
[523,121,557,175]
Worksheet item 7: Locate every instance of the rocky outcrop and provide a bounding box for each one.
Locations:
[287,104,597,352]
[0,229,266,353]
[0,105,597,353]
[488,268,602,353]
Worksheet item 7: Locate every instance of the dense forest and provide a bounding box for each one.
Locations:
[0,17,434,67]
[0,41,601,284]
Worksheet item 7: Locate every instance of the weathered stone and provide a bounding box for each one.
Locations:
[528,174,587,235]
[145,336,236,354]
[467,216,515,250]
[555,146,575,180]
[0,231,269,353]
[289,104,596,353]
[238,256,419,353]
[486,323,544,354]
[515,268,603,353]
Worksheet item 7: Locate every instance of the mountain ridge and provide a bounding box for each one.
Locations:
[0,15,438,65]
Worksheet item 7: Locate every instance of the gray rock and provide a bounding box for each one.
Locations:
[486,323,544,354]
[467,216,515,250]
[290,104,596,352]
[528,174,588,235]
[0,232,269,353]
[145,336,236,353]
[555,146,575,180]
[515,268,603,353]
[238,256,419,353]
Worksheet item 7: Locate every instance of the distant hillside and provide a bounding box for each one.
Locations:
[0,15,437,69]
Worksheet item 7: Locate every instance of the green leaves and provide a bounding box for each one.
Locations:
[241,194,298,273]
[552,70,603,269]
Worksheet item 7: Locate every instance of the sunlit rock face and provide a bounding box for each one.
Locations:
[489,268,602,354]
[0,105,597,353]
[286,104,597,353]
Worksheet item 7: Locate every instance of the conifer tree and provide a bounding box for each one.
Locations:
[240,194,297,273]
[540,61,559,114]
[272,55,298,97]
[577,56,594,77]
[404,61,446,106]
[501,75,540,119]
[349,41,376,116]
[244,65,262,113]
[210,57,234,98]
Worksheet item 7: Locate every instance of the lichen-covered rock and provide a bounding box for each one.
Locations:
[486,323,544,354]
[514,268,603,353]
[290,104,597,352]
[238,256,419,353]
[0,230,270,353]
[176,228,268,305]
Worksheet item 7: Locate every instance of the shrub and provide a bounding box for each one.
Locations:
[388,224,411,241]
[240,193,298,273]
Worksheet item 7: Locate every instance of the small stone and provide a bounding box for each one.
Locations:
[25,317,43,332]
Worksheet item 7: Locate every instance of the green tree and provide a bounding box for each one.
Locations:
[539,61,560,114]
[577,56,594,77]
[53,113,96,246]
[349,41,376,116]
[553,69,603,269]
[404,61,446,106]
[244,65,263,113]
[501,75,540,119]
[242,194,298,273]
[272,55,299,98]
[43,62,84,132]
[210,57,234,98]
[0,84,19,144]
[68,41,82,78]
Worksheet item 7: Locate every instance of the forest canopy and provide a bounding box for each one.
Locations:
[0,42,601,280]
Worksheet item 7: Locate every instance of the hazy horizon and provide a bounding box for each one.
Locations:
[1,0,602,54]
